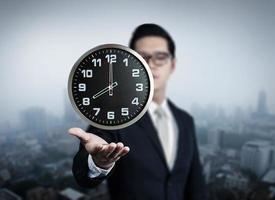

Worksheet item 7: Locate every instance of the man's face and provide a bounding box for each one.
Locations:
[134,36,176,93]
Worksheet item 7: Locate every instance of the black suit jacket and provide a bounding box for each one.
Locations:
[72,100,206,200]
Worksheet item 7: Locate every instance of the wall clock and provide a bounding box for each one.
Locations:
[68,44,154,130]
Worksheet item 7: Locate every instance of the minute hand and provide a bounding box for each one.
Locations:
[109,62,113,96]
[92,82,118,99]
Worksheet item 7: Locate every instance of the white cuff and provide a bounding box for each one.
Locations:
[87,154,115,178]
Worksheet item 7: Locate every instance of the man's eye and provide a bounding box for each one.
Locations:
[156,55,168,60]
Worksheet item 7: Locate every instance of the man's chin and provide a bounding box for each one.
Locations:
[153,86,163,93]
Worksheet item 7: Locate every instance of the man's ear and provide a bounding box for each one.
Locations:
[170,57,176,73]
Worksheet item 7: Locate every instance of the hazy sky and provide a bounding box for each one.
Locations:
[0,0,275,124]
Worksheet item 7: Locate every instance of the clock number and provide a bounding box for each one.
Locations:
[107,111,115,119]
[93,108,100,116]
[132,97,139,105]
[81,70,93,78]
[105,54,116,63]
[123,58,128,66]
[92,59,101,67]
[136,83,143,91]
[121,108,129,116]
[132,69,140,77]
[78,83,86,91]
[82,98,90,106]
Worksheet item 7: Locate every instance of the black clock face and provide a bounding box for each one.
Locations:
[68,44,154,130]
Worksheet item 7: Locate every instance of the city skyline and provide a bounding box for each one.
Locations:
[0,88,273,135]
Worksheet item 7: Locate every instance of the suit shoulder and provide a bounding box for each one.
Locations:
[168,100,194,122]
[177,107,194,121]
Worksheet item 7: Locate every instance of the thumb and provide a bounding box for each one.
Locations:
[68,127,90,143]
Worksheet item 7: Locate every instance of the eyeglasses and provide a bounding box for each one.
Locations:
[139,51,172,66]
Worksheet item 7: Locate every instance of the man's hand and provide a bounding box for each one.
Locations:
[68,127,130,169]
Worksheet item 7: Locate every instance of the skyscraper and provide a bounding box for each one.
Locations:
[241,140,271,177]
[256,90,268,115]
[208,129,224,150]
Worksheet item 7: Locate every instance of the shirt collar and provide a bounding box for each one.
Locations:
[148,98,171,119]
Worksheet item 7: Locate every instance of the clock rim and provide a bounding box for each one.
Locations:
[68,43,154,130]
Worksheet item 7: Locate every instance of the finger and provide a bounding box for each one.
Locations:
[120,146,130,157]
[92,144,105,155]
[68,127,90,143]
[106,143,118,158]
[92,144,109,162]
[110,155,121,162]
[99,143,117,158]
[109,146,130,162]
[108,142,124,159]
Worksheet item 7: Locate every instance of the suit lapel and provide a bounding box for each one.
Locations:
[167,100,193,174]
[167,100,185,173]
[137,112,168,169]
[137,99,189,172]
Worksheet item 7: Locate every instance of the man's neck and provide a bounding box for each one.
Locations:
[152,88,166,105]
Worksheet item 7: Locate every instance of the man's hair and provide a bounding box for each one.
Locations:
[129,23,176,58]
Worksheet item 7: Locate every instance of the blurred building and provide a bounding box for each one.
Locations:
[59,188,85,200]
[251,90,275,125]
[241,140,272,177]
[207,129,225,150]
[256,90,268,115]
[0,169,11,186]
[262,169,275,184]
[19,107,47,133]
[203,161,211,183]
[224,174,249,190]
[26,186,58,200]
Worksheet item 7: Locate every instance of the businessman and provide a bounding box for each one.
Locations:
[69,23,206,200]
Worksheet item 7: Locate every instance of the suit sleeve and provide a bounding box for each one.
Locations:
[185,117,207,200]
[72,126,118,188]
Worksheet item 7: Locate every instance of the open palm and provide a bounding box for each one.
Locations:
[68,127,130,169]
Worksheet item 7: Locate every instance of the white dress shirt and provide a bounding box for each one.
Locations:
[148,99,179,169]
[87,99,179,178]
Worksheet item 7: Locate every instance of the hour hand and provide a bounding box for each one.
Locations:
[92,82,118,99]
